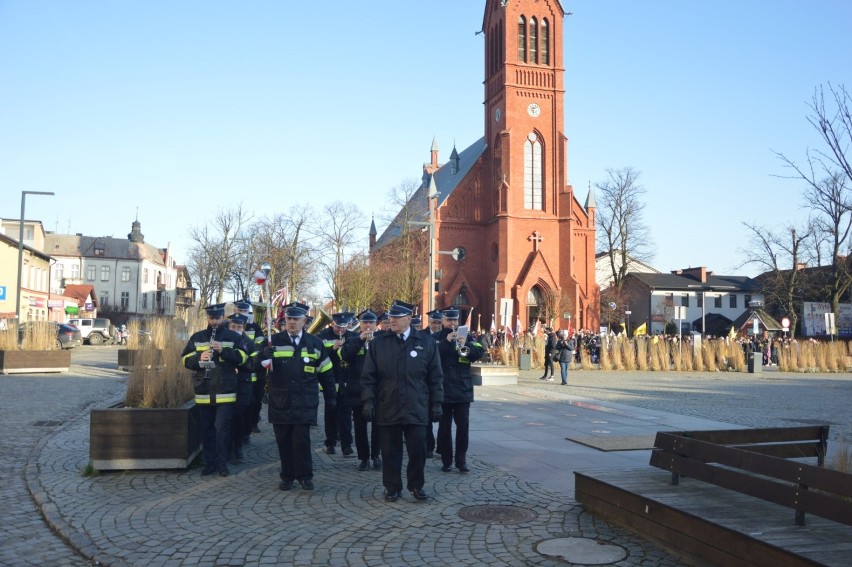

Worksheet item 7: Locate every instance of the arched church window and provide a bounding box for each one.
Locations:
[529,18,538,64]
[517,16,526,63]
[523,133,543,210]
[526,285,544,326]
[541,19,549,65]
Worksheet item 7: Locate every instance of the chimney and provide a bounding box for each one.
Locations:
[673,267,709,283]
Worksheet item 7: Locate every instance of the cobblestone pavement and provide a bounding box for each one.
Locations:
[6,346,851,566]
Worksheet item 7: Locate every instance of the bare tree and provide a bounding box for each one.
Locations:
[739,221,813,336]
[316,201,366,308]
[335,252,376,313]
[595,167,654,290]
[249,205,319,307]
[774,84,852,318]
[539,288,574,328]
[371,179,430,307]
[187,204,252,311]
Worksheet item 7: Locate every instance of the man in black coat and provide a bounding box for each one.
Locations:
[433,307,484,473]
[315,311,357,455]
[258,302,336,491]
[181,303,248,477]
[340,309,382,471]
[361,300,443,502]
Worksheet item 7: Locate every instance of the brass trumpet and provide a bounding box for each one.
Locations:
[455,324,470,357]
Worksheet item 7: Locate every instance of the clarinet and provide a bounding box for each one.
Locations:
[201,325,217,380]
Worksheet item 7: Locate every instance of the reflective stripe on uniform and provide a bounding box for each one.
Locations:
[195,393,237,404]
[318,356,333,373]
[250,373,257,382]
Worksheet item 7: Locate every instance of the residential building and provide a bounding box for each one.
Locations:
[44,220,193,323]
[0,226,52,321]
[595,250,660,291]
[622,267,763,336]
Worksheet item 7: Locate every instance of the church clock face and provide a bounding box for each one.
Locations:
[527,103,541,118]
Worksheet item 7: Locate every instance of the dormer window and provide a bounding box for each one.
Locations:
[94,238,105,256]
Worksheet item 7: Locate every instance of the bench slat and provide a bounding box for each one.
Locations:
[653,452,852,526]
[677,426,829,445]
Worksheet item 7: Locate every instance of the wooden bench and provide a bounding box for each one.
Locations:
[649,426,852,527]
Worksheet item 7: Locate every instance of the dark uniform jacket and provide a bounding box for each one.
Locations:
[361,329,444,426]
[340,333,369,407]
[433,327,484,404]
[257,331,334,425]
[316,327,356,398]
[181,325,248,405]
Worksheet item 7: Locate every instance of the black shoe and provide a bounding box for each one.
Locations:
[299,479,314,491]
[234,451,244,464]
[342,446,354,456]
[410,488,429,501]
[201,465,216,476]
[457,464,470,473]
[252,426,261,433]
[243,436,251,445]
[358,459,370,471]
[324,446,336,455]
[372,458,382,471]
[384,490,401,502]
[441,464,452,472]
[279,480,294,491]
[218,464,230,477]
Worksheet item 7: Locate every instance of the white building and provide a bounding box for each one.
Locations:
[44,220,186,320]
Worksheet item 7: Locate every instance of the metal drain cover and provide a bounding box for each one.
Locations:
[458,505,538,525]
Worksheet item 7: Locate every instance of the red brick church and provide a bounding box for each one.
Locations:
[371,0,598,333]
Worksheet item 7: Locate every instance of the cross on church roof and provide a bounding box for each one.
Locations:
[528,230,543,252]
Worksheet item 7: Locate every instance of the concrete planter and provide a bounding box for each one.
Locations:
[472,363,518,386]
[89,399,201,471]
[0,350,71,375]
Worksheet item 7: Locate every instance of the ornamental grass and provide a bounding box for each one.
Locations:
[124,317,193,409]
[0,322,56,351]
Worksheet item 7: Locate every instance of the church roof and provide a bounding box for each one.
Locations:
[375,137,487,249]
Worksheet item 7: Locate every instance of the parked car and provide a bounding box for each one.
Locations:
[67,317,116,345]
[17,321,82,350]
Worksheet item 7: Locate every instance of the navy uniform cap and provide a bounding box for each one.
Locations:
[427,310,443,322]
[331,312,355,327]
[283,302,309,318]
[357,309,378,322]
[205,303,226,318]
[442,306,460,319]
[411,315,422,327]
[228,313,248,325]
[233,301,252,312]
[387,300,415,317]
[378,312,389,323]
[305,315,314,326]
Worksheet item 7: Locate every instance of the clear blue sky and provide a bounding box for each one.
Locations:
[2,1,850,278]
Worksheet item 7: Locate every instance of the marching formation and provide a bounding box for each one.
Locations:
[180,299,484,503]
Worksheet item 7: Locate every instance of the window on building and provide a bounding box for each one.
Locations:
[730,294,737,309]
[121,267,131,282]
[541,19,549,65]
[681,294,689,307]
[87,265,96,281]
[100,266,110,281]
[143,268,149,283]
[523,133,543,209]
[714,295,722,308]
[529,17,538,64]
[100,291,109,307]
[71,264,80,279]
[54,264,64,282]
[121,292,129,310]
[142,293,147,309]
[94,238,105,256]
[744,294,752,307]
[697,294,703,308]
[517,16,526,62]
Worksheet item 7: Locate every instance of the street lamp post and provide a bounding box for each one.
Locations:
[15,191,55,321]
[625,310,632,337]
